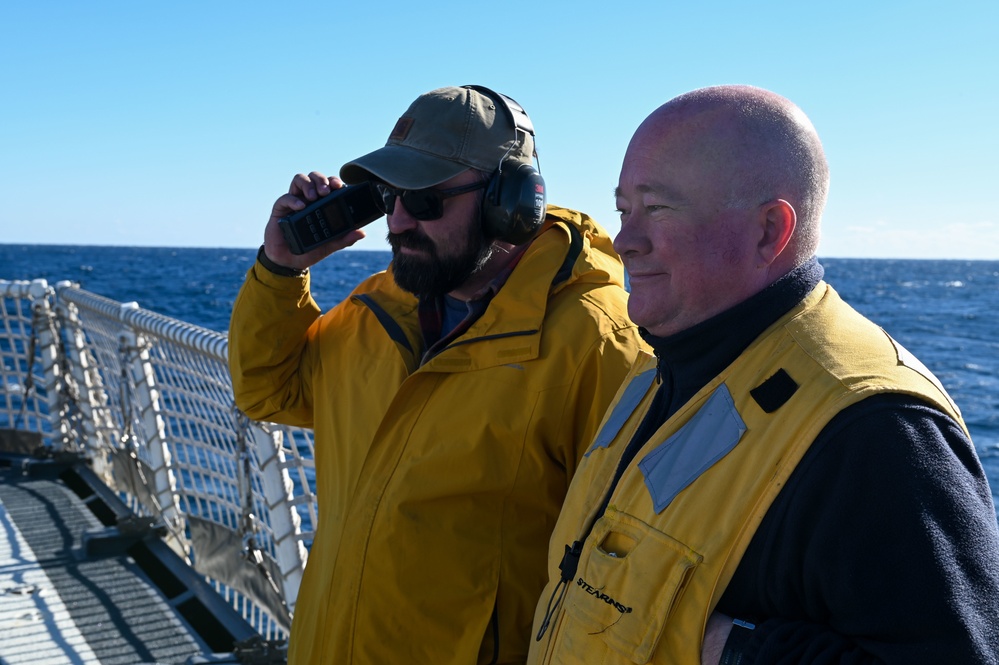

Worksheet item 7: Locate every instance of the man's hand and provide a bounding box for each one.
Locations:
[702,611,734,665]
[262,171,368,272]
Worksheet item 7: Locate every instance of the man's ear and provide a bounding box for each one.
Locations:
[758,199,796,265]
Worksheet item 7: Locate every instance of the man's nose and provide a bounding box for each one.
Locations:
[613,216,649,257]
[386,197,420,234]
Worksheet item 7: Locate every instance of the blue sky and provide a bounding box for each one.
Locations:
[1,1,996,259]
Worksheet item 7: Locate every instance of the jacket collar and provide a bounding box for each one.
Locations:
[355,206,623,372]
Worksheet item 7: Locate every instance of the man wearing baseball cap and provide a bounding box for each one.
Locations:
[228,85,645,663]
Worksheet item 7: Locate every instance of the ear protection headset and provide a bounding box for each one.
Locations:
[462,85,547,245]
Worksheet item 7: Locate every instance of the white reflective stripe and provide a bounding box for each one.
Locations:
[585,369,658,457]
[639,384,747,513]
[0,499,100,664]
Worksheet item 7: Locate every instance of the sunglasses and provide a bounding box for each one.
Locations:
[374,181,487,221]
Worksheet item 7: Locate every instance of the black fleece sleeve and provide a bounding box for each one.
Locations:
[716,393,999,664]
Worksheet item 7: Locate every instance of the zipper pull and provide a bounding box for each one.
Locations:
[535,540,583,642]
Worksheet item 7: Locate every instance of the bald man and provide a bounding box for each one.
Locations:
[528,85,999,664]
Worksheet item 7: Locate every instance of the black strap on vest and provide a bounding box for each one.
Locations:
[749,369,799,413]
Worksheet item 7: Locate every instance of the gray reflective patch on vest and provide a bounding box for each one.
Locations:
[639,384,747,513]
[584,369,658,457]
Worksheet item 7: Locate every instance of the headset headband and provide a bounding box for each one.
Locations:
[461,84,539,163]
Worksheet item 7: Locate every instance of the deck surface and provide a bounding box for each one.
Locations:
[0,453,248,664]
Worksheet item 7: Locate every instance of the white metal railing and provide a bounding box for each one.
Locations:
[0,278,318,641]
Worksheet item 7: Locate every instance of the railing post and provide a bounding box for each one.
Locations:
[118,316,185,540]
[243,418,308,614]
[26,279,67,450]
[52,281,117,466]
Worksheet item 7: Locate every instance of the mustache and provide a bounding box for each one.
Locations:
[388,230,436,253]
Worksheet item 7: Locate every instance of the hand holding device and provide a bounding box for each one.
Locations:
[278,182,384,255]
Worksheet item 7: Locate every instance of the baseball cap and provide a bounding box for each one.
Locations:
[340,85,535,190]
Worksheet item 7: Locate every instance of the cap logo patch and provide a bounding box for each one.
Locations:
[389,117,414,141]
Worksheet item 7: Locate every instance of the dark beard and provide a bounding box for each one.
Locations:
[389,224,494,298]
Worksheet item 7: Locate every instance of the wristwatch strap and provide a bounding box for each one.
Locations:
[257,245,306,277]
[719,618,756,665]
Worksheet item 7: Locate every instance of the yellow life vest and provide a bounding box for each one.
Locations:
[530,282,965,664]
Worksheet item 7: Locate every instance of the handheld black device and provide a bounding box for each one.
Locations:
[278,182,384,255]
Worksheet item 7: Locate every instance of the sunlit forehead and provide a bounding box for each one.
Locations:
[615,181,689,207]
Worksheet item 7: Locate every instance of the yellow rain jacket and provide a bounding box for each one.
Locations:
[229,206,644,664]
[529,282,965,664]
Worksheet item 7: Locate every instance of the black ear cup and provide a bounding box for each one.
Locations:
[461,84,547,245]
[482,160,547,245]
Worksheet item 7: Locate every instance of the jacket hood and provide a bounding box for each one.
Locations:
[460,204,625,339]
[540,204,626,294]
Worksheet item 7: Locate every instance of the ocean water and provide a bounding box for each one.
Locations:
[2,245,998,504]
[0,244,386,333]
